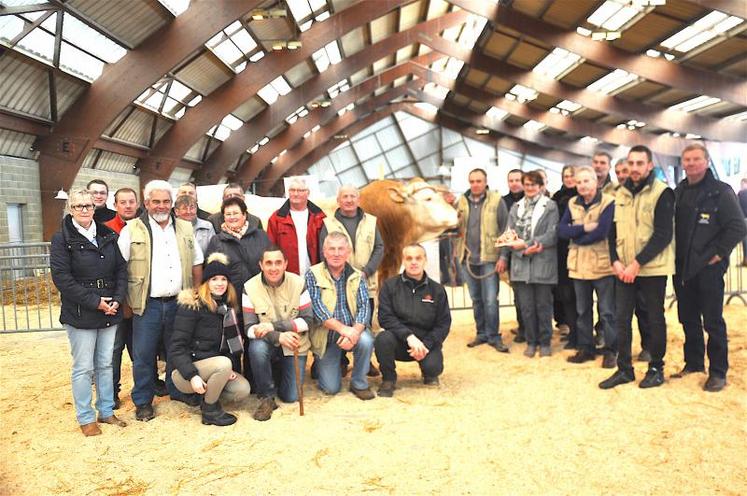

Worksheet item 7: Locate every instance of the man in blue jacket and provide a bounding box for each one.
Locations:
[375,244,452,397]
[672,144,746,392]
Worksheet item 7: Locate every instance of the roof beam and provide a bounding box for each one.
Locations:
[410,63,700,156]
[418,33,746,142]
[36,0,262,240]
[449,0,747,106]
[136,0,419,187]
[0,2,59,15]
[194,9,469,184]
[258,85,417,193]
[684,0,747,19]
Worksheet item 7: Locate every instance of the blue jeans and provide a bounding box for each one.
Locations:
[315,329,374,393]
[573,276,616,354]
[132,297,181,406]
[513,282,553,346]
[461,262,501,344]
[247,339,308,402]
[65,324,116,425]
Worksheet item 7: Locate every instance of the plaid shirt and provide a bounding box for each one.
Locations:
[305,263,370,326]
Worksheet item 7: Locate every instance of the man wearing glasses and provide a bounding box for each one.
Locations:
[87,179,116,223]
[266,177,326,277]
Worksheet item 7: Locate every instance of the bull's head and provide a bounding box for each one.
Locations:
[387,179,458,242]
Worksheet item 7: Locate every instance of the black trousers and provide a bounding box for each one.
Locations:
[374,330,443,383]
[615,276,668,372]
[673,264,729,378]
[553,281,577,339]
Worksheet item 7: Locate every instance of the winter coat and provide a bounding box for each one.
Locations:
[377,272,451,351]
[205,225,271,292]
[169,289,238,381]
[50,215,127,329]
[501,195,559,285]
[266,199,326,275]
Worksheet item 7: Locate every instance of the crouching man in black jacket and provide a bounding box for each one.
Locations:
[374,244,452,397]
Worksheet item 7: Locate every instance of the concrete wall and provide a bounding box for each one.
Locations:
[0,156,140,242]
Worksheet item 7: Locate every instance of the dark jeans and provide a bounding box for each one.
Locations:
[553,280,577,336]
[112,317,133,395]
[634,291,651,351]
[131,297,183,406]
[247,339,307,402]
[573,276,615,354]
[615,276,667,372]
[674,264,729,378]
[513,282,553,347]
[374,330,444,382]
[461,262,501,344]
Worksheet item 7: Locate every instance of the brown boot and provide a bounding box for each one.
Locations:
[253,397,278,422]
[80,422,101,436]
[98,415,127,427]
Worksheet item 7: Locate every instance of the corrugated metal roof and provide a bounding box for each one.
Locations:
[66,0,171,48]
[184,136,208,161]
[55,73,88,119]
[109,107,153,146]
[94,151,138,174]
[0,53,50,119]
[169,166,193,186]
[284,61,314,88]
[0,129,36,159]
[233,97,265,122]
[175,53,233,96]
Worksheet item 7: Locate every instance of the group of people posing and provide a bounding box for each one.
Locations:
[52,177,450,435]
[458,143,745,395]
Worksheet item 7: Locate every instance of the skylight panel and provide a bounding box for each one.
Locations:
[523,120,546,132]
[551,100,582,115]
[445,58,464,79]
[486,107,508,120]
[458,14,488,48]
[325,41,342,65]
[586,69,638,94]
[668,95,721,113]
[259,136,270,146]
[661,10,743,53]
[188,95,202,107]
[725,110,747,121]
[507,84,538,102]
[60,14,126,63]
[212,39,243,66]
[309,0,326,11]
[315,11,330,22]
[212,125,231,141]
[221,114,244,131]
[533,48,582,79]
[257,84,280,105]
[15,24,55,62]
[168,80,192,101]
[162,97,180,114]
[0,15,26,42]
[415,102,439,112]
[157,0,190,16]
[287,0,312,22]
[580,136,599,144]
[60,42,104,81]
[231,29,257,53]
[249,51,265,62]
[587,1,641,31]
[270,76,292,96]
[312,47,330,72]
[424,83,449,100]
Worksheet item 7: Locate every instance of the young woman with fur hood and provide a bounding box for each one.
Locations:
[169,253,251,426]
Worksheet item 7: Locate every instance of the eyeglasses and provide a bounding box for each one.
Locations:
[288,188,308,193]
[71,204,95,212]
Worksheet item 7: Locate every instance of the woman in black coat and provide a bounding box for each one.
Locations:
[50,189,128,436]
[169,252,251,426]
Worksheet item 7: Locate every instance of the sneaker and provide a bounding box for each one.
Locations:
[703,375,726,392]
[637,349,652,362]
[539,345,551,357]
[599,369,635,390]
[671,365,705,378]
[253,397,278,421]
[154,378,168,397]
[378,381,396,397]
[349,386,375,400]
[423,376,440,386]
[639,367,664,389]
[601,352,617,369]
[135,404,155,422]
[567,350,596,364]
[490,340,509,353]
[523,345,537,358]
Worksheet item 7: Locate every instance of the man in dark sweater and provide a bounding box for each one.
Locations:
[87,179,116,223]
[672,144,746,392]
[375,244,451,397]
[738,178,747,266]
[600,145,675,390]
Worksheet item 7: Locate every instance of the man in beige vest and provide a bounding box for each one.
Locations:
[455,168,509,352]
[305,232,375,400]
[558,166,617,368]
[243,245,314,420]
[118,180,204,421]
[599,145,675,390]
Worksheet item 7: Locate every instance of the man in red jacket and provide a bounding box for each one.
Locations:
[266,177,326,276]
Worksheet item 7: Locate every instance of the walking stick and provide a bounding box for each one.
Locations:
[293,348,304,416]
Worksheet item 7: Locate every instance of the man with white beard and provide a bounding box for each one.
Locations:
[118,180,204,421]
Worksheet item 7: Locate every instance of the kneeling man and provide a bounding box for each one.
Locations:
[243,246,313,420]
[305,231,375,399]
[375,244,451,397]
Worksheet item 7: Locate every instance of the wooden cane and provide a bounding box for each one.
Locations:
[293,348,304,416]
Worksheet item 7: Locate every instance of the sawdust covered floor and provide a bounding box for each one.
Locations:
[1,305,745,496]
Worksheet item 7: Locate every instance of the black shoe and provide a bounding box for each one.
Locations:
[378,380,396,397]
[539,345,551,357]
[671,365,705,378]
[514,335,526,344]
[467,338,487,348]
[567,350,596,364]
[172,393,200,407]
[703,375,726,392]
[113,394,121,410]
[490,341,509,353]
[135,404,155,422]
[201,399,237,426]
[523,345,537,358]
[601,352,617,369]
[423,376,440,386]
[310,360,319,380]
[639,367,664,389]
[563,341,577,350]
[154,378,168,397]
[599,369,635,390]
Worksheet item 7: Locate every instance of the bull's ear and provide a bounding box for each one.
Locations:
[387,187,407,203]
